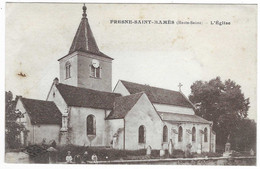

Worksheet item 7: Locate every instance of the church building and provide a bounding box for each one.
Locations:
[15,5,216,153]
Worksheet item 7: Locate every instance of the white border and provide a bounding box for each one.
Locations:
[0,1,259,169]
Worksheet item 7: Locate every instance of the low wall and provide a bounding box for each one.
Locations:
[5,151,256,166]
[5,152,30,163]
[93,156,256,165]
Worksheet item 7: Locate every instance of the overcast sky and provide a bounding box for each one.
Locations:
[5,3,257,119]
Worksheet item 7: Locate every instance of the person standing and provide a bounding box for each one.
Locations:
[81,151,89,164]
[74,154,81,164]
[66,151,73,164]
[91,154,98,163]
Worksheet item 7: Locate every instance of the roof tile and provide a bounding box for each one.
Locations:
[21,98,61,125]
[121,80,193,108]
[106,92,144,119]
[67,16,112,60]
[56,83,121,109]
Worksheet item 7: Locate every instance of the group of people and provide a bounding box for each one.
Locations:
[66,151,98,164]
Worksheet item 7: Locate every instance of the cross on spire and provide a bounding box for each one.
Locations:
[82,4,87,18]
[178,83,183,92]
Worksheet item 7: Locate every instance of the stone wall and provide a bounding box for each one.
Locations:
[59,51,112,92]
[15,99,60,145]
[16,99,33,145]
[68,107,107,146]
[46,84,68,114]
[163,121,211,153]
[77,52,112,92]
[124,94,163,150]
[105,119,124,149]
[113,80,130,95]
[32,124,61,144]
[95,156,256,165]
[59,52,78,87]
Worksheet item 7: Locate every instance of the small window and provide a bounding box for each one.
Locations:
[91,65,95,77]
[90,65,101,78]
[204,128,208,142]
[138,125,145,143]
[96,67,100,78]
[178,126,183,142]
[65,62,71,79]
[163,125,168,142]
[192,127,196,142]
[87,115,96,135]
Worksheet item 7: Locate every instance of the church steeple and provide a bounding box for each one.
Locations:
[59,5,112,92]
[69,4,100,54]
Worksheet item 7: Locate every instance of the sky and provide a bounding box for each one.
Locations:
[5,3,257,119]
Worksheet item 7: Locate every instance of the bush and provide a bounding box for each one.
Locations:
[151,149,160,158]
[170,149,185,158]
[230,150,242,157]
[202,152,222,157]
[56,145,147,162]
[192,152,222,158]
[151,149,185,159]
[216,145,225,153]
[239,151,251,156]
[24,144,224,163]
[24,145,49,163]
[124,149,146,156]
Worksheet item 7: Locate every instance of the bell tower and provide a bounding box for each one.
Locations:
[58,4,113,92]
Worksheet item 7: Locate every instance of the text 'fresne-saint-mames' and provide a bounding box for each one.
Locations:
[110,20,231,26]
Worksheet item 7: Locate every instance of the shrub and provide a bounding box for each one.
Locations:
[170,149,185,158]
[150,149,185,159]
[192,152,222,158]
[151,149,160,158]
[56,145,147,162]
[230,150,242,157]
[239,151,251,156]
[216,145,225,153]
[150,149,170,158]
[202,152,222,157]
[124,149,146,156]
[24,145,49,163]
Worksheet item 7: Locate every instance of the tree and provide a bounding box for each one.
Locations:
[189,77,250,150]
[231,119,256,152]
[5,91,25,150]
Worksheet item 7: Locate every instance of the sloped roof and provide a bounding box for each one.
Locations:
[69,17,99,54]
[106,92,144,119]
[120,80,193,108]
[67,7,112,60]
[158,111,212,124]
[20,97,61,125]
[56,83,121,109]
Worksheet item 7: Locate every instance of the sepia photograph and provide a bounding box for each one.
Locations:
[3,2,257,166]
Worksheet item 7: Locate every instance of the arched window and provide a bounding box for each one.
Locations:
[192,127,196,142]
[65,62,71,79]
[178,126,183,142]
[204,128,208,142]
[86,115,96,135]
[90,65,101,78]
[163,125,168,142]
[138,125,145,143]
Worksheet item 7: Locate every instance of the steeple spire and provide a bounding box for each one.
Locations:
[69,4,100,54]
[82,4,87,18]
